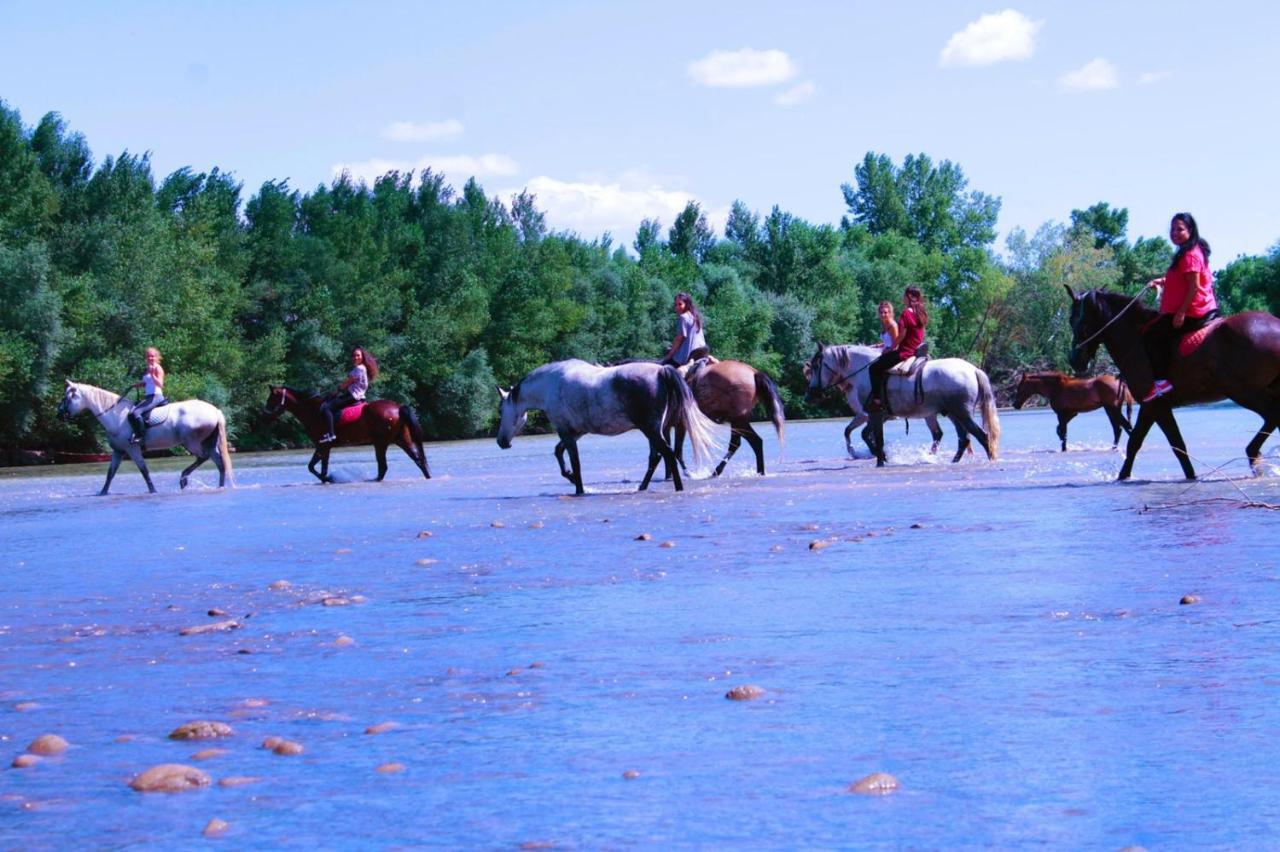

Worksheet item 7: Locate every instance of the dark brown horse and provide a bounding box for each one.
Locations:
[264,386,430,483]
[1013,371,1133,451]
[667,359,785,476]
[1066,287,1280,479]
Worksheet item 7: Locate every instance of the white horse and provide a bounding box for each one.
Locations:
[496,359,719,494]
[805,344,1000,466]
[57,380,234,494]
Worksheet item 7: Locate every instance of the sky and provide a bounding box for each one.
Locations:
[3,0,1278,263]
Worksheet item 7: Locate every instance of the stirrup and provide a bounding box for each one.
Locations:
[318,433,336,444]
[1141,379,1173,403]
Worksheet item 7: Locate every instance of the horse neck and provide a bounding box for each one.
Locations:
[80,385,129,425]
[1099,301,1156,384]
[513,368,556,414]
[283,394,326,431]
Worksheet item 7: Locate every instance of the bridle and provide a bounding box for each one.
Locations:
[1071,289,1148,352]
[810,347,872,394]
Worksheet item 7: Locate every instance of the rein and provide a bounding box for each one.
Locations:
[817,349,873,390]
[1072,290,1148,351]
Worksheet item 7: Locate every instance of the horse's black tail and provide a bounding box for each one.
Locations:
[399,403,431,478]
[753,369,786,460]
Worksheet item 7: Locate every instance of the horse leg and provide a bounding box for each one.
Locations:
[307,448,326,483]
[714,431,742,477]
[639,437,663,492]
[1118,405,1158,480]
[319,447,333,484]
[374,441,389,482]
[562,435,585,495]
[180,453,209,490]
[948,415,971,463]
[872,415,888,467]
[100,451,124,496]
[844,414,867,458]
[553,441,576,483]
[1152,405,1196,480]
[1103,405,1127,448]
[926,415,943,454]
[128,445,157,493]
[396,435,429,479]
[1228,391,1280,475]
[954,409,991,461]
[1056,411,1076,452]
[741,423,765,475]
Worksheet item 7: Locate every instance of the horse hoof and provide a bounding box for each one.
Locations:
[180,477,188,490]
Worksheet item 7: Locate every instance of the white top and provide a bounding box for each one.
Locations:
[675,311,707,364]
[880,330,895,348]
[348,364,369,400]
[143,372,162,397]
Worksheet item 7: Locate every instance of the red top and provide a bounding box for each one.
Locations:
[897,306,924,358]
[1160,244,1216,318]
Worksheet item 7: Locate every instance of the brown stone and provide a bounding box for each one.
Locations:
[376,762,405,773]
[725,685,765,701]
[272,740,304,756]
[115,735,136,743]
[203,819,229,837]
[334,635,356,647]
[268,580,291,590]
[659,540,675,548]
[849,772,900,795]
[12,754,39,768]
[415,558,438,566]
[528,521,544,529]
[365,722,399,735]
[261,736,284,750]
[321,597,351,607]
[180,619,240,636]
[207,608,229,617]
[191,749,227,761]
[129,764,212,793]
[809,539,830,551]
[622,769,640,779]
[14,701,39,712]
[27,734,68,755]
[239,698,270,709]
[491,520,506,528]
[169,721,233,740]
[1180,594,1200,605]
[635,533,652,541]
[529,661,545,669]
[217,776,258,788]
[417,530,433,539]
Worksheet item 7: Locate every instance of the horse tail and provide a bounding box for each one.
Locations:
[217,412,235,486]
[659,365,717,467]
[754,369,786,459]
[976,368,1001,461]
[399,403,429,473]
[1118,378,1133,423]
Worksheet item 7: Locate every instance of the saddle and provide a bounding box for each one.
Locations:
[337,402,368,425]
[886,356,926,377]
[133,404,171,428]
[680,357,715,383]
[1177,318,1225,358]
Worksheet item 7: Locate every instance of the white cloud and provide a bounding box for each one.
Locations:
[333,153,519,185]
[381,119,464,142]
[500,173,728,245]
[774,80,816,107]
[688,48,798,87]
[1138,70,1171,85]
[939,10,1042,67]
[1059,58,1119,92]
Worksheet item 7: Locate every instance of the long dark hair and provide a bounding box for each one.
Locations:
[1171,212,1211,267]
[676,292,703,331]
[354,347,379,382]
[903,286,928,325]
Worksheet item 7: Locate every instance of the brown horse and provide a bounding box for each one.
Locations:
[667,359,785,476]
[264,386,430,483]
[1013,371,1133,451]
[1066,287,1280,479]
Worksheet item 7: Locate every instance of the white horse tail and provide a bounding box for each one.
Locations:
[976,368,1000,461]
[217,412,235,486]
[660,365,718,467]
[754,369,786,460]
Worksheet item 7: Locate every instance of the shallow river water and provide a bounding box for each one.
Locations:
[2,403,1279,848]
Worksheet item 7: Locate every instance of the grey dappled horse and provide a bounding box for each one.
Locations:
[805,344,1000,467]
[57,380,233,494]
[496,359,719,494]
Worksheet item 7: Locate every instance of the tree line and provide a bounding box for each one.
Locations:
[2,101,1277,456]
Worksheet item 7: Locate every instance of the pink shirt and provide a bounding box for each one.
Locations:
[1160,244,1216,318]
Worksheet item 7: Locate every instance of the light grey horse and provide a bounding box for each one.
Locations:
[496,359,719,494]
[804,344,1000,467]
[57,380,234,494]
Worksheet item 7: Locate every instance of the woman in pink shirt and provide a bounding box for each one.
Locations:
[1141,212,1220,402]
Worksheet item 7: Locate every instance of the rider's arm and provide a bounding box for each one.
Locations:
[662,333,685,362]
[152,365,165,391]
[1172,270,1199,328]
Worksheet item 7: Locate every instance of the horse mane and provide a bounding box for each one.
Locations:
[74,382,121,410]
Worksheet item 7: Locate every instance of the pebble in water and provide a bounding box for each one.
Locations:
[180,619,240,636]
[417,530,433,539]
[365,722,399,735]
[268,580,291,590]
[169,721,233,740]
[809,540,830,551]
[848,772,900,795]
[203,819,229,837]
[528,521,544,529]
[725,685,765,701]
[622,769,640,779]
[376,762,406,773]
[1181,594,1200,605]
[12,754,39,768]
[191,748,227,761]
[14,701,39,712]
[635,533,652,541]
[207,608,229,617]
[659,540,675,549]
[27,734,69,755]
[218,776,258,788]
[129,764,212,793]
[321,597,351,607]
[273,740,304,756]
[491,520,506,528]
[261,736,284,750]
[334,635,356,647]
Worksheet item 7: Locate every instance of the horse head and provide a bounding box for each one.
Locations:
[263,385,292,421]
[58,380,84,422]
[1012,373,1032,409]
[1065,286,1103,375]
[803,343,828,403]
[495,383,525,449]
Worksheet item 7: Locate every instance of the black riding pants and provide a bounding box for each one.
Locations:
[320,391,358,435]
[1142,310,1219,379]
[867,350,906,404]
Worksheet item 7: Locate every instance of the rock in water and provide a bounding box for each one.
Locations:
[27,734,68,755]
[129,764,212,793]
[169,721,233,740]
[725,685,765,701]
[848,772,900,795]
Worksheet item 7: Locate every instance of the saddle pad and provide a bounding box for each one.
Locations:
[142,405,171,427]
[887,357,918,376]
[1178,318,1225,358]
[337,402,368,425]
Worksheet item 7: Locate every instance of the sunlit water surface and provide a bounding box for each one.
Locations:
[2,404,1279,848]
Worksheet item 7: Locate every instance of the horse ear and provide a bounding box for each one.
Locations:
[1063,284,1079,302]
[65,378,72,388]
[497,386,509,400]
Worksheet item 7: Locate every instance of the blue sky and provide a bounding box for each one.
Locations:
[3,1,1278,262]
